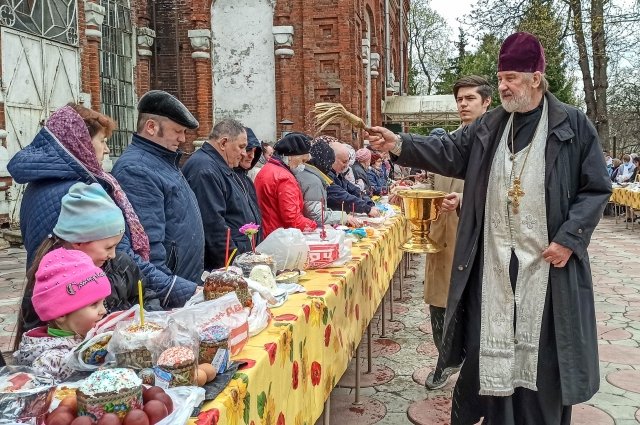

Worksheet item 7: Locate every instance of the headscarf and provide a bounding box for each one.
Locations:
[356,148,371,163]
[46,106,151,261]
[309,139,335,175]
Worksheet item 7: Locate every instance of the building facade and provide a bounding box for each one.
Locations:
[0,0,407,224]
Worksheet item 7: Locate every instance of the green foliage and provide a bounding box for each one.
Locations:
[516,0,576,105]
[436,34,501,108]
[435,0,576,107]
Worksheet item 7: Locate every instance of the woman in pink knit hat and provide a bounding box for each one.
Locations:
[13,248,112,381]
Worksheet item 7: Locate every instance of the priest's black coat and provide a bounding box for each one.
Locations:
[395,92,611,405]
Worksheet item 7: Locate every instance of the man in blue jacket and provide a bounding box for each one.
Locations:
[111,90,204,308]
[183,119,263,270]
[326,141,381,217]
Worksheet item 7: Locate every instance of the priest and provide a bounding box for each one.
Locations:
[367,32,611,424]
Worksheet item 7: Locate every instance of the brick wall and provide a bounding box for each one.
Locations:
[273,0,408,148]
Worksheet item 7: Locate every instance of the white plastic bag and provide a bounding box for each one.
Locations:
[256,228,309,271]
[156,386,206,425]
[247,292,271,337]
[304,226,352,268]
[170,292,249,355]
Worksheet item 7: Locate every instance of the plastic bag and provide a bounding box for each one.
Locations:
[156,386,206,425]
[247,292,271,337]
[66,332,115,372]
[304,226,352,268]
[152,320,200,387]
[255,228,309,271]
[170,292,249,356]
[108,311,170,370]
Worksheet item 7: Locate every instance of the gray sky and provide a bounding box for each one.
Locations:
[429,0,475,38]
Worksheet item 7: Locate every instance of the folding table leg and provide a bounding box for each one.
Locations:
[399,255,405,300]
[381,294,387,338]
[389,279,395,322]
[367,322,372,373]
[353,343,363,406]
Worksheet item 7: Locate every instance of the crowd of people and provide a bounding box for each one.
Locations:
[605,152,640,184]
[2,30,614,425]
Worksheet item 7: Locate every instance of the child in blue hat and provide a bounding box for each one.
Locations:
[14,183,162,350]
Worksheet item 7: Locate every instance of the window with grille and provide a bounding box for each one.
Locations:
[0,0,79,45]
[100,0,134,157]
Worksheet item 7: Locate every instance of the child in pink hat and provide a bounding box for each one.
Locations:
[13,248,111,382]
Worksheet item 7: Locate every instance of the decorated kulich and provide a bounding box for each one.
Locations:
[156,346,197,387]
[76,368,143,421]
[203,270,253,308]
[198,325,229,364]
[115,322,163,370]
[234,251,276,276]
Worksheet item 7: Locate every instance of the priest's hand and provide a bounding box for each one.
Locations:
[542,242,573,268]
[364,127,397,152]
[440,192,461,212]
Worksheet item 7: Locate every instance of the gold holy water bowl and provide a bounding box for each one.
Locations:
[396,189,446,253]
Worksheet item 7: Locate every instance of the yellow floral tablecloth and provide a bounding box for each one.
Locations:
[611,187,640,210]
[191,216,407,425]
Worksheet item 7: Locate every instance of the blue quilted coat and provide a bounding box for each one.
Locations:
[111,134,204,308]
[8,127,99,267]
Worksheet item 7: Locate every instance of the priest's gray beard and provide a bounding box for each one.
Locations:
[501,89,532,113]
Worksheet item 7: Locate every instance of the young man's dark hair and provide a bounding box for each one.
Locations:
[453,75,493,101]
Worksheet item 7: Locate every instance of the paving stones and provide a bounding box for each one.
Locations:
[606,370,640,394]
[327,395,386,425]
[407,396,452,425]
[337,363,396,388]
[572,404,615,425]
[598,344,640,365]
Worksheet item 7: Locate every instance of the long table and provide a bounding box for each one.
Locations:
[611,186,640,210]
[191,216,407,425]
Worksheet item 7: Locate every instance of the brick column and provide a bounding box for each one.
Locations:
[83,0,105,111]
[136,27,156,95]
[187,29,213,149]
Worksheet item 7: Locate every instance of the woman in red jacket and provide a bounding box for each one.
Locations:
[255,132,318,236]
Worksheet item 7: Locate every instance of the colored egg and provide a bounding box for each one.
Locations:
[151,392,173,414]
[71,417,95,425]
[142,386,165,404]
[143,400,168,424]
[97,413,122,425]
[122,409,150,425]
[47,410,76,425]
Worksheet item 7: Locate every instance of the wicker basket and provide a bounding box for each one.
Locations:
[77,385,143,421]
[115,348,153,370]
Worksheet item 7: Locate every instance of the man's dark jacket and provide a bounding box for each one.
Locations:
[183,142,262,271]
[326,170,375,214]
[395,92,611,405]
[111,134,203,308]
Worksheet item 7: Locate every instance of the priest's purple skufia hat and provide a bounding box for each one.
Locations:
[498,32,546,73]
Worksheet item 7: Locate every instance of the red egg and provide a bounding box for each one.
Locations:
[151,393,173,414]
[143,400,168,424]
[70,417,94,425]
[142,386,165,404]
[47,410,76,425]
[97,413,123,425]
[122,409,150,425]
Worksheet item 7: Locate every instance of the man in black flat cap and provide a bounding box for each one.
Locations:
[112,90,204,309]
[367,32,610,424]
